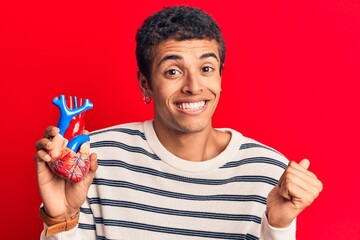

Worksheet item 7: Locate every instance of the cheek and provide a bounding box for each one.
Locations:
[152,81,179,101]
[208,80,222,96]
[151,88,172,111]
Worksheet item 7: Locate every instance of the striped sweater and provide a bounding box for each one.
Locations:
[41,120,296,240]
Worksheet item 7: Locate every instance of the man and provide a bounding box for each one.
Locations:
[35,6,322,240]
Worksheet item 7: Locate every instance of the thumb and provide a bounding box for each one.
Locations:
[299,158,310,170]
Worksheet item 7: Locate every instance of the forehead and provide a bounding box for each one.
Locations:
[152,39,220,64]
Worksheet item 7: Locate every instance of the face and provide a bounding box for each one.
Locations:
[139,39,222,135]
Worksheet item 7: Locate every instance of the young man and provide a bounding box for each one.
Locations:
[35,6,322,240]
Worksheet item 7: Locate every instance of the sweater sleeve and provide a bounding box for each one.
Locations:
[39,199,96,240]
[260,212,296,240]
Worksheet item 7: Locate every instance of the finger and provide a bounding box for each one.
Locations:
[79,142,90,155]
[284,163,323,191]
[46,134,68,159]
[299,159,310,170]
[34,151,54,180]
[35,149,52,163]
[89,153,98,174]
[82,129,90,135]
[287,164,316,183]
[61,137,68,150]
[288,161,317,179]
[280,169,322,199]
[35,138,53,151]
[44,126,60,138]
[279,180,318,208]
[81,153,98,189]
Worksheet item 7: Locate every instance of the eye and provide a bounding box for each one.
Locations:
[166,69,181,76]
[201,66,214,73]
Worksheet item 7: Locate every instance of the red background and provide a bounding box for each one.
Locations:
[1,0,359,239]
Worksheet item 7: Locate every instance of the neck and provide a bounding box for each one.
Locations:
[153,122,230,162]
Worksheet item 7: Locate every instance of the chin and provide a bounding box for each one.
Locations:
[175,120,211,134]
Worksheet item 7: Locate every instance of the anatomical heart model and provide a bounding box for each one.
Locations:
[47,95,93,182]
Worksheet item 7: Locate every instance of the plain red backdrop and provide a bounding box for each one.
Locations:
[1,0,359,239]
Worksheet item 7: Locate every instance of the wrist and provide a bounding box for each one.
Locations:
[266,209,293,228]
[43,206,79,219]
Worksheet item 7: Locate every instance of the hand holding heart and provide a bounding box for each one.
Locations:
[35,126,98,219]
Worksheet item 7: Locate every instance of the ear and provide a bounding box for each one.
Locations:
[137,70,151,97]
[219,63,225,77]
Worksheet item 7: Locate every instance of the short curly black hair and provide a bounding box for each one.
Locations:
[136,6,226,84]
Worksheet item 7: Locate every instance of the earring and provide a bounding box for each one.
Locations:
[143,96,152,104]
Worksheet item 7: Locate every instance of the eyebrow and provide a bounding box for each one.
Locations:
[158,52,219,67]
[158,55,182,67]
[200,52,219,62]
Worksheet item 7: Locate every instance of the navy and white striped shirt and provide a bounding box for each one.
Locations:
[41,120,296,240]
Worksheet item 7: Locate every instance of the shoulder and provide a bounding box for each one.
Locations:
[222,128,289,178]
[240,135,286,161]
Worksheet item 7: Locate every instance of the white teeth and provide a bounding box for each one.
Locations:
[177,101,206,111]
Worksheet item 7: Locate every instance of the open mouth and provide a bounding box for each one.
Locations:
[175,100,207,111]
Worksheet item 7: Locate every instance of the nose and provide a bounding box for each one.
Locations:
[181,72,203,95]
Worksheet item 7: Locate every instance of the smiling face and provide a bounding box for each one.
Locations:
[139,39,223,135]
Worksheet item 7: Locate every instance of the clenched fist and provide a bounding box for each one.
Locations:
[266,159,323,228]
